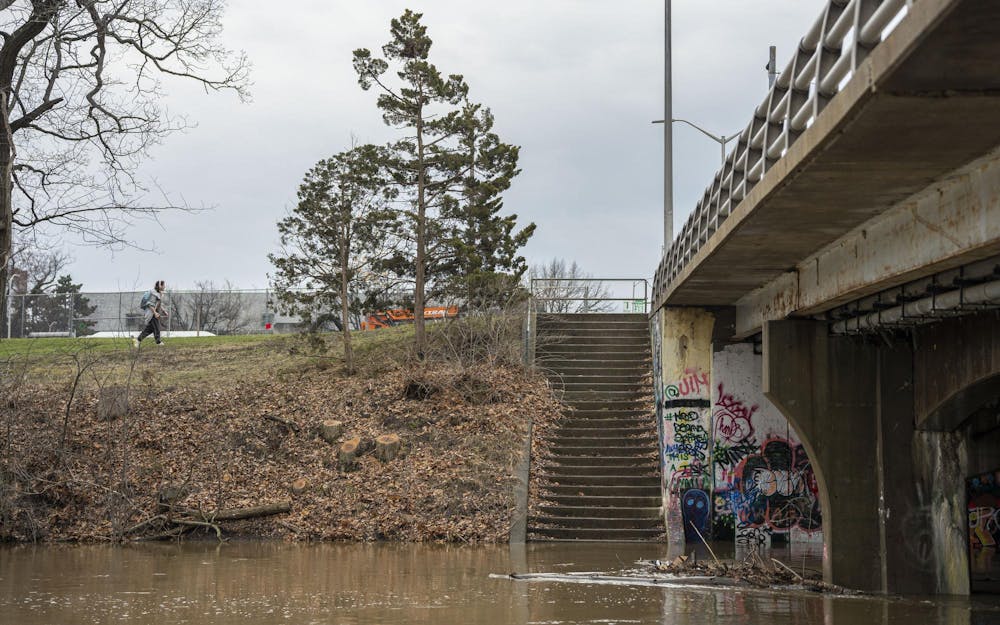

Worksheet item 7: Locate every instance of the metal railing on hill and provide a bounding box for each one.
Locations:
[524,277,649,365]
[654,0,913,301]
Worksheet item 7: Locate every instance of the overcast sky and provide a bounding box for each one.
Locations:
[60,1,822,292]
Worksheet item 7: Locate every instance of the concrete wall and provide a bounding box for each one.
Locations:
[651,310,823,549]
[711,344,822,550]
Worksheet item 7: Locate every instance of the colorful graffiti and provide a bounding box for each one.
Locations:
[711,380,822,544]
[968,469,1000,548]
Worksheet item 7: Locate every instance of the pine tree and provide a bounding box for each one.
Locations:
[354,10,533,350]
[269,144,397,374]
[449,100,535,308]
[354,10,469,357]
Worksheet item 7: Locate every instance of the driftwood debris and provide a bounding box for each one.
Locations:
[127,500,292,541]
[318,420,343,443]
[646,551,855,594]
[375,433,401,462]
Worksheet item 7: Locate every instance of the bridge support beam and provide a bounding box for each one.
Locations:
[763,319,968,594]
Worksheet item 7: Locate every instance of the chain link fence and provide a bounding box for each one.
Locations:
[4,288,300,339]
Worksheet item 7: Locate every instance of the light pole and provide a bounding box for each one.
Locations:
[652,118,739,170]
[663,0,673,249]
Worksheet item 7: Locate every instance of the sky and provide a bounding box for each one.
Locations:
[55,1,822,292]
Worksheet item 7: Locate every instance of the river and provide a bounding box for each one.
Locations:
[2,542,998,624]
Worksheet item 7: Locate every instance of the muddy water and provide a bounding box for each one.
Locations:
[1,542,998,625]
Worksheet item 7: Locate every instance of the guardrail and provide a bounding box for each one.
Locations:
[654,0,912,303]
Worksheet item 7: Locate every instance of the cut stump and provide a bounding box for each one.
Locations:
[319,420,343,443]
[376,433,401,462]
[339,436,363,471]
[289,478,309,495]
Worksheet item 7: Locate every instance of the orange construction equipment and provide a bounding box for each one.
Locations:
[360,306,459,330]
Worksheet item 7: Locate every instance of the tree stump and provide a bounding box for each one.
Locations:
[318,420,343,443]
[339,437,363,471]
[289,478,309,495]
[375,433,401,462]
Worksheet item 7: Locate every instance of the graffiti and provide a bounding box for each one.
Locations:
[674,370,710,398]
[736,525,772,550]
[732,439,821,533]
[967,469,1000,548]
[713,440,759,469]
[661,368,712,498]
[665,410,700,422]
[714,382,757,443]
[682,489,711,542]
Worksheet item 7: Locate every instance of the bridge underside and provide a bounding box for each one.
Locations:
[659,0,1000,312]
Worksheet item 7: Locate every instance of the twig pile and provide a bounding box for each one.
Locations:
[646,552,857,594]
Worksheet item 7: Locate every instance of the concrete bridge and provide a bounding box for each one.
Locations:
[651,0,1000,595]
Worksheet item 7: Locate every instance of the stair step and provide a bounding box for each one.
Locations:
[563,400,650,411]
[527,527,664,541]
[529,515,664,529]
[539,494,663,508]
[544,452,656,465]
[538,504,662,518]
[542,484,661,496]
[539,475,661,487]
[556,427,652,437]
[547,447,657,458]
[549,436,655,447]
[542,463,657,475]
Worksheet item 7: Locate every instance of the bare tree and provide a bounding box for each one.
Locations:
[529,258,613,313]
[9,234,70,294]
[168,280,250,335]
[0,0,250,336]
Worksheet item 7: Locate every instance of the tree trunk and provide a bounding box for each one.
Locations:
[375,433,401,462]
[414,108,427,358]
[340,224,354,374]
[0,97,13,340]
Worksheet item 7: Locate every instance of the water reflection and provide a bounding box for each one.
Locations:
[0,542,998,624]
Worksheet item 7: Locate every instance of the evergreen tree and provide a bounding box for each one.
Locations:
[354,10,533,351]
[448,100,535,307]
[23,274,96,336]
[269,144,397,374]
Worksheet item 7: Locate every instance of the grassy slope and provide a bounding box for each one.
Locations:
[0,327,560,543]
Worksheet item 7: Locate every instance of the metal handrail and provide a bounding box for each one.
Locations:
[653,0,911,303]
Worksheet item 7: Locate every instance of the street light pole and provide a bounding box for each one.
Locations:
[652,118,738,170]
[663,0,673,249]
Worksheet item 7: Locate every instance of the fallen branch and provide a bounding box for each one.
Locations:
[264,414,301,432]
[129,501,292,541]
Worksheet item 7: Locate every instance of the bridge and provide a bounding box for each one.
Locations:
[650,0,1000,595]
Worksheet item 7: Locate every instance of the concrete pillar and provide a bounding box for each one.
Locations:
[763,320,969,594]
[763,319,882,591]
[656,307,714,545]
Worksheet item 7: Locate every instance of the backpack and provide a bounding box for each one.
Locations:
[139,290,153,311]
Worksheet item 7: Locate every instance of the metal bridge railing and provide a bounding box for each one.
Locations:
[654,0,912,302]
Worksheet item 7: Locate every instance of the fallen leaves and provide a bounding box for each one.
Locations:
[1,352,563,545]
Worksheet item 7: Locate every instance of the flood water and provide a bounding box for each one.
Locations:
[2,542,999,625]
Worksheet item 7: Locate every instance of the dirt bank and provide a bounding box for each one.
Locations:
[0,331,561,543]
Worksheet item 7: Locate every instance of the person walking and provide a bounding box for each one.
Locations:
[134,280,169,346]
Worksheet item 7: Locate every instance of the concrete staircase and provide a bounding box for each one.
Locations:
[528,313,665,541]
